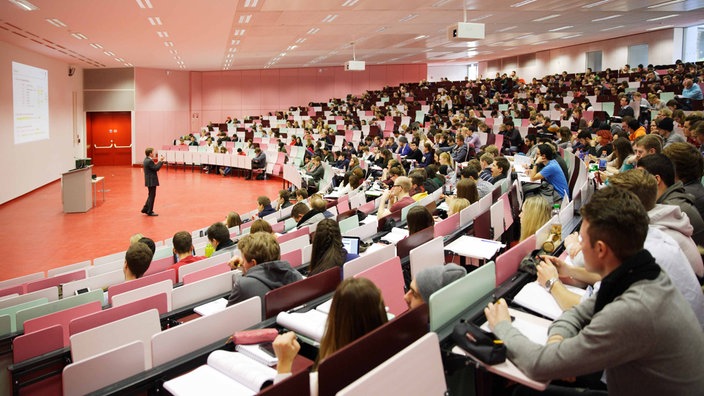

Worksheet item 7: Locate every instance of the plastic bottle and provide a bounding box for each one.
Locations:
[551,204,562,240]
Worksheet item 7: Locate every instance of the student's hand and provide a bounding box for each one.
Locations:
[564,233,582,259]
[540,255,569,277]
[273,332,300,374]
[537,261,560,288]
[484,298,511,331]
[547,334,564,344]
[228,256,244,270]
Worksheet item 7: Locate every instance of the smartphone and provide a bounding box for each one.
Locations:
[598,158,607,171]
[74,287,90,296]
[259,342,276,358]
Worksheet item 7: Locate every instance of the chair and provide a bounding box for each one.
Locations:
[279,234,310,254]
[24,271,86,293]
[69,309,160,368]
[338,214,359,234]
[0,287,59,309]
[151,297,262,367]
[342,243,396,279]
[69,294,168,336]
[490,199,506,241]
[264,267,341,319]
[15,289,103,333]
[408,236,445,280]
[472,207,493,239]
[93,250,126,266]
[46,260,91,277]
[0,284,25,299]
[111,280,173,311]
[108,269,176,304]
[429,261,495,333]
[171,271,233,310]
[336,333,446,396]
[354,257,407,316]
[177,254,230,282]
[62,269,125,297]
[280,249,303,269]
[23,301,102,346]
[13,324,64,363]
[63,341,146,396]
[396,226,435,259]
[142,255,175,278]
[434,213,459,238]
[258,370,311,396]
[316,304,429,396]
[277,226,309,244]
[0,298,49,334]
[0,272,45,290]
[182,263,230,285]
[495,235,537,286]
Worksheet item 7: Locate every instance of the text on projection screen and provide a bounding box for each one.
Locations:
[13,61,50,144]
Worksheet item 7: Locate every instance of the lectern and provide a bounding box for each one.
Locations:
[62,166,92,213]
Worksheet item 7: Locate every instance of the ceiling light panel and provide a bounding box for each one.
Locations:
[646,14,679,21]
[45,18,66,27]
[510,0,536,8]
[592,14,621,22]
[148,17,162,25]
[9,0,38,11]
[135,0,153,9]
[648,0,684,8]
[239,15,252,23]
[548,25,573,32]
[533,14,560,22]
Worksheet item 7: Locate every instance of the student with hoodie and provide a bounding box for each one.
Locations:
[226,232,303,308]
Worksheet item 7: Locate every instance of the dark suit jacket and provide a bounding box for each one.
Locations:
[307,164,324,183]
[143,156,164,187]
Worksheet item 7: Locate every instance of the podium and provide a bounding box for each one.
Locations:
[62,166,93,213]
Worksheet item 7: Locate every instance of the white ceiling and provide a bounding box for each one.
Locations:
[1,0,703,71]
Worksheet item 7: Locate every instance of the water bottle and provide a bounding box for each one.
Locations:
[204,243,215,258]
[551,204,562,240]
[598,151,607,171]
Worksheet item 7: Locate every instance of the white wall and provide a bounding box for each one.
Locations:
[478,29,677,81]
[427,65,469,82]
[0,40,81,204]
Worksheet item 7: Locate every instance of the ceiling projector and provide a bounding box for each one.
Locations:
[344,60,365,71]
[448,22,485,41]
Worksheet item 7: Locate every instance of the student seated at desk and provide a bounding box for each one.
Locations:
[207,222,237,257]
[249,219,273,234]
[272,277,388,395]
[291,202,324,230]
[485,187,704,396]
[519,196,551,242]
[406,206,434,235]
[123,242,153,281]
[226,232,303,307]
[169,231,205,277]
[404,264,466,308]
[308,219,359,276]
[377,176,414,218]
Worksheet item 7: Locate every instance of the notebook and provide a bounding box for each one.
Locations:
[512,281,587,320]
[163,350,277,396]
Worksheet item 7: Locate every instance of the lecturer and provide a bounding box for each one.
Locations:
[141,147,164,216]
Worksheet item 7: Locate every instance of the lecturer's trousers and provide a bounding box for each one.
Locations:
[143,186,157,213]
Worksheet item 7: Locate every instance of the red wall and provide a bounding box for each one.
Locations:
[193,64,427,121]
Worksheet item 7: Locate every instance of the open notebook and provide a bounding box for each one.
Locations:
[512,281,587,320]
[380,227,409,245]
[163,350,277,396]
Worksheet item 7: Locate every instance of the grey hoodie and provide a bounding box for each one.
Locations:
[226,260,303,309]
[648,204,704,278]
[657,181,704,244]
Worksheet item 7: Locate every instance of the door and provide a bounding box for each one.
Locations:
[86,112,132,166]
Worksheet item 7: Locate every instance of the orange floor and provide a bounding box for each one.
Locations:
[0,165,283,281]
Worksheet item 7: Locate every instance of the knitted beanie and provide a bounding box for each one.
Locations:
[416,264,467,303]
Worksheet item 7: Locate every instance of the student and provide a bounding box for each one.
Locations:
[257,196,276,218]
[491,157,510,184]
[123,242,153,280]
[377,176,415,218]
[404,264,467,308]
[249,219,274,234]
[169,231,205,277]
[527,144,569,199]
[308,219,359,276]
[206,222,236,257]
[291,201,325,229]
[485,187,704,395]
[406,205,434,235]
[519,196,552,241]
[225,211,243,229]
[225,232,302,307]
[273,278,389,391]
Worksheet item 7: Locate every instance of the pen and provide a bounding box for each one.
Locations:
[287,304,306,313]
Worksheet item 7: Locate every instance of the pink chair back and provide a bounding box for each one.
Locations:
[358,200,376,214]
[280,249,303,269]
[142,256,176,278]
[13,325,64,363]
[69,293,168,336]
[24,271,86,293]
[182,263,230,285]
[107,269,175,305]
[23,301,102,346]
[354,257,408,316]
[272,221,286,234]
[336,200,349,215]
[495,234,536,286]
[0,284,24,298]
[434,213,460,238]
[277,226,309,244]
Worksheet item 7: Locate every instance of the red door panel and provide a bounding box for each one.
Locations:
[86,112,132,166]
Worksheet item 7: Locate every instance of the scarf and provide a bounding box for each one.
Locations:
[594,249,661,314]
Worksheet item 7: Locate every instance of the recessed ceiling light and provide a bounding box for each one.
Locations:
[582,0,609,8]
[648,0,684,8]
[164,41,174,47]
[342,0,359,6]
[647,24,674,31]
[231,40,240,45]
[307,27,320,34]
[592,14,621,22]
[90,43,103,49]
[322,14,338,23]
[532,41,548,45]
[115,57,124,62]
[432,0,451,7]
[157,31,169,38]
[415,35,429,40]
[375,26,387,32]
[646,14,679,21]
[233,29,246,36]
[9,0,38,11]
[498,26,517,32]
[45,18,66,27]
[548,25,573,32]
[510,0,536,8]
[295,38,306,44]
[71,33,88,40]
[148,17,162,25]
[470,14,493,22]
[243,0,259,7]
[135,0,152,9]
[103,51,115,56]
[561,34,582,39]
[239,15,252,23]
[601,25,624,31]
[399,14,418,22]
[516,34,533,39]
[533,14,560,22]
[169,49,178,54]
[125,63,133,67]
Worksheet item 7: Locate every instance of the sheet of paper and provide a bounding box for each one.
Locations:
[512,281,586,320]
[276,309,328,342]
[194,298,228,316]
[446,236,505,259]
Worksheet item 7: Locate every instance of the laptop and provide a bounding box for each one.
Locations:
[342,236,361,255]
